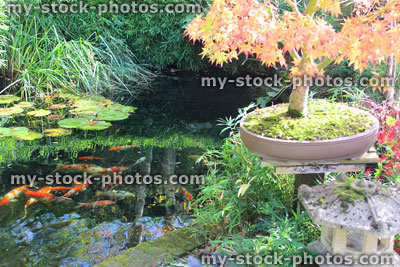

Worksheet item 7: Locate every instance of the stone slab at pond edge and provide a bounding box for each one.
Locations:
[95,227,205,267]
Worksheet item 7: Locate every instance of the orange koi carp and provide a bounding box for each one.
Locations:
[0,185,30,206]
[78,156,102,161]
[180,186,194,202]
[78,200,115,208]
[25,190,56,201]
[108,145,136,151]
[56,164,108,175]
[63,182,90,198]
[98,166,128,174]
[25,198,37,209]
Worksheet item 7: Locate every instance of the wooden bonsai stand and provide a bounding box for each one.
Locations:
[259,147,380,211]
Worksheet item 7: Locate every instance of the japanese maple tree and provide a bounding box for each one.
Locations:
[185,0,400,117]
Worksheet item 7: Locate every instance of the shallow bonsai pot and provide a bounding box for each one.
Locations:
[240,107,379,162]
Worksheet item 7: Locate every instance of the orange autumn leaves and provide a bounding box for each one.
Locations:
[185,0,400,78]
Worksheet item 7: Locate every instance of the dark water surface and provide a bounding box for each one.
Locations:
[0,73,263,266]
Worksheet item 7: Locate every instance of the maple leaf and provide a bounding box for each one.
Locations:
[185,0,400,96]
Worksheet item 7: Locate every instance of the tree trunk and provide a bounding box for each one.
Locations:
[288,84,310,117]
[385,55,397,102]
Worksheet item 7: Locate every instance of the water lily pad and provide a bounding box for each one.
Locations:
[10,127,29,136]
[97,110,129,121]
[108,104,136,113]
[48,114,65,120]
[0,95,19,104]
[72,99,102,108]
[15,131,43,141]
[58,118,89,129]
[15,102,35,108]
[0,106,24,116]
[79,120,111,131]
[44,128,72,137]
[80,96,113,105]
[0,127,12,137]
[49,104,67,109]
[58,93,81,100]
[27,109,51,117]
[69,105,105,115]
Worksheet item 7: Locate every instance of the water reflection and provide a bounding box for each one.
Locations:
[0,73,263,265]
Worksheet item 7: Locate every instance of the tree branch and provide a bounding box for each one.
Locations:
[284,0,300,13]
[304,0,319,16]
[317,58,333,70]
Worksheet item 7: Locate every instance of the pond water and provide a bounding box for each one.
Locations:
[0,72,264,266]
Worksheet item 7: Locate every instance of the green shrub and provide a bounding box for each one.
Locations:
[190,110,319,266]
[0,8,153,97]
[41,0,209,71]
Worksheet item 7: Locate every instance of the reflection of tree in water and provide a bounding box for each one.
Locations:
[134,147,153,223]
[162,146,178,226]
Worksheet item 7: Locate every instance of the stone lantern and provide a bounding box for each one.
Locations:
[299,178,400,266]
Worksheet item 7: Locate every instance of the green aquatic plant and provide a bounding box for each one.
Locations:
[0,93,136,140]
[1,14,153,98]
[27,109,52,117]
[15,102,35,108]
[79,121,112,131]
[58,118,93,129]
[44,128,72,137]
[15,131,43,141]
[96,110,129,121]
[0,106,24,116]
[0,126,41,141]
[47,115,65,121]
[0,95,19,104]
[49,104,67,110]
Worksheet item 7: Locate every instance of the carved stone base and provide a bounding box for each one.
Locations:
[308,240,400,267]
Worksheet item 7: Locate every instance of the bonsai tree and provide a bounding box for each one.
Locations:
[185,0,400,117]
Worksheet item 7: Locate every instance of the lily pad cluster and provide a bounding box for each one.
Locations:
[0,93,136,140]
[57,95,136,131]
[0,127,42,140]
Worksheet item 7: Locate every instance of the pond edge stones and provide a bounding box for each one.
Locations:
[299,178,400,267]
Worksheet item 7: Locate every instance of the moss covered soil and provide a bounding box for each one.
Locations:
[243,101,375,141]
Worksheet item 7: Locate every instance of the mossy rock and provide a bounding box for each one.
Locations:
[243,101,375,141]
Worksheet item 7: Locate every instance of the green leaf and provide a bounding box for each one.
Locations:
[0,127,12,137]
[10,127,29,136]
[15,102,35,108]
[58,118,89,129]
[0,95,19,104]
[27,109,51,117]
[386,116,397,127]
[79,121,112,131]
[44,128,72,137]
[15,131,43,141]
[0,106,24,116]
[108,104,136,113]
[238,184,250,197]
[96,110,129,121]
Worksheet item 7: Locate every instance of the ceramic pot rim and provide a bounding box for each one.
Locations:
[240,105,379,145]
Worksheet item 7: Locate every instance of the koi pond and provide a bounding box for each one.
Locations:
[0,72,264,266]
